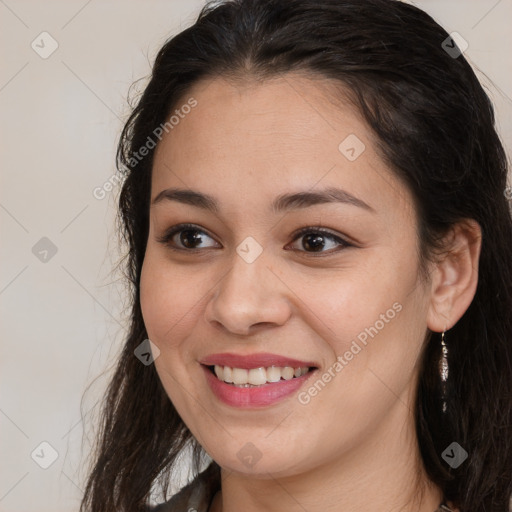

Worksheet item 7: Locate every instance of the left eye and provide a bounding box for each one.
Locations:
[157,224,351,255]
[287,227,351,254]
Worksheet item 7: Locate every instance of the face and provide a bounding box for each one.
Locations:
[140,73,432,478]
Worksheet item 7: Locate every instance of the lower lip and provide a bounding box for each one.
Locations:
[202,365,316,408]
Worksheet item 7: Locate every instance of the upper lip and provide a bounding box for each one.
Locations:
[199,352,318,369]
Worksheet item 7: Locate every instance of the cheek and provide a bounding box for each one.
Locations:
[309,252,425,386]
[303,256,412,341]
[140,257,167,341]
[139,254,202,406]
[139,251,198,346]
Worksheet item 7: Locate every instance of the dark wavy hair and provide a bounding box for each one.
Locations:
[80,1,512,511]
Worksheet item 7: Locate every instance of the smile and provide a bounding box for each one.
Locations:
[201,364,318,408]
[209,364,311,387]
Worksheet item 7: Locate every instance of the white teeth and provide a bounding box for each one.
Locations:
[212,365,311,386]
[266,366,282,382]
[214,365,223,380]
[232,367,249,385]
[223,366,233,383]
[248,367,267,385]
[281,367,294,380]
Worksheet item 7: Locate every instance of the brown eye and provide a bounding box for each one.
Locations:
[157,224,352,256]
[287,228,351,255]
[157,224,218,251]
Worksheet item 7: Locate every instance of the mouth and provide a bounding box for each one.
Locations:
[203,364,317,388]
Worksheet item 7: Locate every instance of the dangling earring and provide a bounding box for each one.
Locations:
[439,329,449,413]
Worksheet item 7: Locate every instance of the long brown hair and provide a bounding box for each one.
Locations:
[80,1,512,510]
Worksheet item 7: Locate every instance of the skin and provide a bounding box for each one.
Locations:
[140,73,481,512]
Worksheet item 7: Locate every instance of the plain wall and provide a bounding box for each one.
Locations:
[1,1,511,511]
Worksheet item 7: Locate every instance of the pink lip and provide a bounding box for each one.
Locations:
[201,364,317,408]
[199,352,317,370]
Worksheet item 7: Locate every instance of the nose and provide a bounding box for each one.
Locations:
[204,250,292,336]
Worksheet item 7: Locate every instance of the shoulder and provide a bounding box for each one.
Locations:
[149,462,220,512]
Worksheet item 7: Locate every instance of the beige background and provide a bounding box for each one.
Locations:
[1,1,511,511]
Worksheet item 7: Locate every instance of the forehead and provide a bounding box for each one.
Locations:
[151,74,412,218]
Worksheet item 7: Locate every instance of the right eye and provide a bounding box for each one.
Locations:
[157,223,220,252]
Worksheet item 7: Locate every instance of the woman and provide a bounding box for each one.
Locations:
[80,1,512,511]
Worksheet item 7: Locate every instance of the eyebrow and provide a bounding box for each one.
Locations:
[151,186,375,214]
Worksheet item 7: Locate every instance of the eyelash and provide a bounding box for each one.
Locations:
[156,223,353,256]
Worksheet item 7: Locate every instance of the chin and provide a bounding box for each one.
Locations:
[211,450,306,479]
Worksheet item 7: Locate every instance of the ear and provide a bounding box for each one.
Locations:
[426,219,482,332]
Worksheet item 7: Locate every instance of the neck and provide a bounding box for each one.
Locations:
[210,398,448,512]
